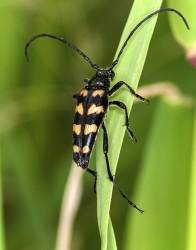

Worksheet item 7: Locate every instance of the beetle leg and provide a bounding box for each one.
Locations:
[109,101,137,143]
[101,123,144,213]
[86,168,97,194]
[109,81,149,104]
[73,94,79,99]
[84,78,89,83]
[73,94,78,99]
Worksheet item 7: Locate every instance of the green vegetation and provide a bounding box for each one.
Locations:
[1,0,195,249]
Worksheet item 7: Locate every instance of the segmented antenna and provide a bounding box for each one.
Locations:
[109,8,189,70]
[24,33,101,71]
[24,8,189,72]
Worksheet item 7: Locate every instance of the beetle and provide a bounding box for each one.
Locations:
[25,8,189,213]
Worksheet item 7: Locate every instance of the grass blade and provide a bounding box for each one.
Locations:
[96,0,163,249]
[186,103,196,250]
[123,97,194,250]
[107,218,117,250]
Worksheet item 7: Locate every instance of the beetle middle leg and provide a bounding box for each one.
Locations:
[101,123,144,213]
[109,100,137,143]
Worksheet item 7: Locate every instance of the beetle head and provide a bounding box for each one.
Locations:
[87,69,115,89]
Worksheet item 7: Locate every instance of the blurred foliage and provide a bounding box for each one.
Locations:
[124,97,194,250]
[1,0,195,250]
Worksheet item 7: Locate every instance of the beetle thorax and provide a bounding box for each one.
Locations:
[86,69,115,89]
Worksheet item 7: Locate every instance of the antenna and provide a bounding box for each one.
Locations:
[109,8,189,69]
[24,33,101,70]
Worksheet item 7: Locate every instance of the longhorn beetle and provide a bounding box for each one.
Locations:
[25,8,189,213]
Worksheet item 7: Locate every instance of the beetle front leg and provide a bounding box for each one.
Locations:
[101,123,144,213]
[109,81,149,104]
[109,101,137,143]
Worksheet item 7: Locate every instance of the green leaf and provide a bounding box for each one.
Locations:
[186,104,196,250]
[167,0,196,65]
[0,154,5,250]
[96,0,163,249]
[107,218,117,250]
[123,97,194,250]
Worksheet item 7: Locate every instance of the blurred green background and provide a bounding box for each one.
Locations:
[1,0,195,250]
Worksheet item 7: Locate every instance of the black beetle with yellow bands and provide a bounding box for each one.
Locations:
[25,8,189,213]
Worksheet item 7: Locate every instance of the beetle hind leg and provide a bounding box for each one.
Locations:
[101,123,144,213]
[86,168,97,194]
